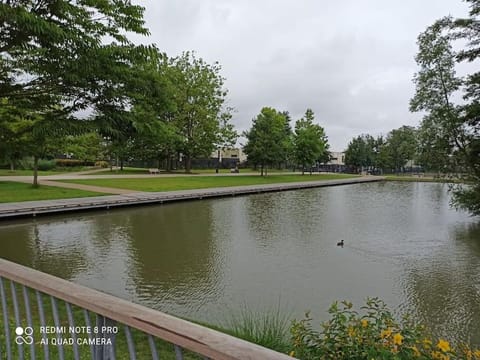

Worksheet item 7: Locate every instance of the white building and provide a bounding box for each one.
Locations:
[210,148,247,163]
[327,151,345,166]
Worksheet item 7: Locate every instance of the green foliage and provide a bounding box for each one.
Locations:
[243,107,291,175]
[165,51,231,172]
[293,109,329,174]
[0,0,152,184]
[410,3,480,215]
[410,19,466,174]
[225,305,291,354]
[344,134,377,170]
[290,298,478,360]
[37,159,56,171]
[345,127,417,174]
[59,133,103,163]
[384,126,418,172]
[55,159,95,167]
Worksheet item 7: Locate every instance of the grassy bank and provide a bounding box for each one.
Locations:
[0,182,108,203]
[56,174,358,192]
[89,167,296,175]
[0,167,94,176]
[385,175,461,183]
[0,169,65,176]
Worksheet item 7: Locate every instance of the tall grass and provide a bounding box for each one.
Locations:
[224,304,292,353]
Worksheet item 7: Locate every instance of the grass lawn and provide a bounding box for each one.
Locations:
[90,167,153,175]
[57,173,358,192]
[0,182,108,203]
[385,175,460,183]
[0,169,65,176]
[0,167,92,176]
[91,167,273,175]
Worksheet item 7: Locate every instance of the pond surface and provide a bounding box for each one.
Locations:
[1,182,479,346]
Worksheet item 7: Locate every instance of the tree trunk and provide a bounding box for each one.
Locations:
[185,155,192,173]
[33,156,39,188]
[120,159,124,171]
[10,161,14,171]
[261,164,264,176]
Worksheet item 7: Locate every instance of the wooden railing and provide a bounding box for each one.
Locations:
[0,258,294,360]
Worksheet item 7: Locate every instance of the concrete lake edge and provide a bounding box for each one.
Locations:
[0,176,385,220]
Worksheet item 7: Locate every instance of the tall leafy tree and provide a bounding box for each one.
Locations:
[411,4,480,215]
[344,134,376,172]
[410,20,465,173]
[243,107,290,176]
[384,126,418,174]
[166,52,230,173]
[0,1,151,183]
[447,0,480,214]
[293,109,329,174]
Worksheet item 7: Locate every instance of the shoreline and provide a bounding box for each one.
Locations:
[0,176,383,220]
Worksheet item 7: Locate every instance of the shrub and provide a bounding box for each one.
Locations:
[37,159,56,171]
[289,298,480,360]
[55,159,95,167]
[95,160,109,168]
[17,157,34,170]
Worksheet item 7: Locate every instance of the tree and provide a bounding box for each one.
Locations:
[243,107,290,176]
[344,134,376,172]
[214,110,239,171]
[447,1,480,214]
[0,1,148,104]
[166,52,230,173]
[411,5,480,215]
[60,133,103,163]
[410,20,465,173]
[384,126,418,174]
[0,1,151,183]
[293,109,329,174]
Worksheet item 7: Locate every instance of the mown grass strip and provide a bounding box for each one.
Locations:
[56,174,358,192]
[0,182,109,203]
[385,175,461,183]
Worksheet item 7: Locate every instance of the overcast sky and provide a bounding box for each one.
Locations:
[131,1,469,151]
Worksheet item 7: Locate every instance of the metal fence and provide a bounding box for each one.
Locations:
[0,258,294,360]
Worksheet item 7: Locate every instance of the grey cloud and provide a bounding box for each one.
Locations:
[133,0,469,150]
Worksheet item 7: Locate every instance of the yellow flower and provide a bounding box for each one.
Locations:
[474,349,480,359]
[423,338,433,348]
[393,333,403,346]
[380,328,392,338]
[465,349,472,360]
[348,326,355,337]
[361,319,368,327]
[410,345,421,357]
[431,351,451,360]
[437,339,451,353]
[289,350,295,357]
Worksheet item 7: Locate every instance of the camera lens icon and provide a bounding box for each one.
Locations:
[15,326,33,345]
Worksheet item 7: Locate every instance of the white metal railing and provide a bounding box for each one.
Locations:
[0,258,294,360]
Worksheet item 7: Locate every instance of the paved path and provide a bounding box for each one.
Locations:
[38,180,146,195]
[0,176,385,219]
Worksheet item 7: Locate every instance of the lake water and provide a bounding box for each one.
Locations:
[1,182,479,346]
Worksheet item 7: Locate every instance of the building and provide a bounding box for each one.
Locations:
[327,151,345,166]
[210,148,247,164]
